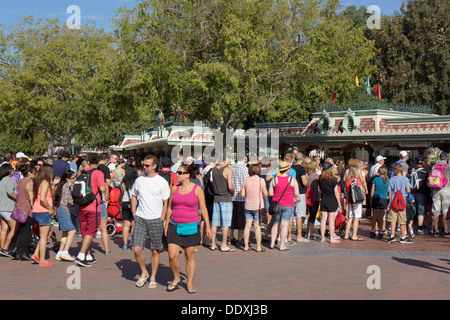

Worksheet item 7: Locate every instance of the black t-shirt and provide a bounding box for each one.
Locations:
[98,164,111,182]
[318,178,338,201]
[291,164,307,194]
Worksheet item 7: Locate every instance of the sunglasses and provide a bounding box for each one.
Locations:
[176,171,188,175]
[143,164,154,168]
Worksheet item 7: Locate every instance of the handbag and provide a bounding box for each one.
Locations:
[268,177,292,215]
[11,207,29,224]
[170,218,198,236]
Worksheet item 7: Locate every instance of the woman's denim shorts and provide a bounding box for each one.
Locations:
[57,206,78,231]
[244,209,261,221]
[33,212,52,225]
[272,206,294,223]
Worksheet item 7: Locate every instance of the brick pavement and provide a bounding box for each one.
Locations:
[0,218,449,301]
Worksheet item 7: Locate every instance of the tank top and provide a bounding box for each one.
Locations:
[212,166,232,202]
[272,176,294,207]
[171,184,199,224]
[15,177,32,213]
[33,184,53,213]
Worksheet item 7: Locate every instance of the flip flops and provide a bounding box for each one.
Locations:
[166,281,180,292]
[219,247,235,252]
[136,274,149,288]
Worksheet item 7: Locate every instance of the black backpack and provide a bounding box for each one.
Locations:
[72,169,98,206]
[159,170,173,187]
[203,168,214,199]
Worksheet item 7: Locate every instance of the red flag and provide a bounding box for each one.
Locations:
[332,92,337,106]
[373,84,381,101]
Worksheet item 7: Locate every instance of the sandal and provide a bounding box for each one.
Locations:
[148,281,157,289]
[351,237,364,241]
[166,281,180,292]
[187,288,196,294]
[252,248,265,253]
[136,274,149,288]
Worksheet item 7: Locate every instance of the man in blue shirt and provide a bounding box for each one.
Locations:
[387,164,412,244]
[52,150,71,180]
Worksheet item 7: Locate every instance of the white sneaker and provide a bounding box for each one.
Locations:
[60,252,75,261]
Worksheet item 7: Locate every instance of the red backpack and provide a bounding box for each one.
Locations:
[391,177,406,211]
[305,174,317,207]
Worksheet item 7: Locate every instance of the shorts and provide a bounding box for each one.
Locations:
[57,206,77,231]
[244,209,261,221]
[431,188,450,217]
[371,198,388,210]
[131,216,164,250]
[212,202,233,227]
[412,192,427,216]
[231,201,246,230]
[387,208,407,225]
[272,206,294,224]
[121,204,134,221]
[167,222,200,248]
[321,198,338,213]
[348,202,362,219]
[32,212,52,225]
[294,194,306,218]
[100,203,107,220]
[78,208,100,238]
[307,201,320,224]
[0,211,13,222]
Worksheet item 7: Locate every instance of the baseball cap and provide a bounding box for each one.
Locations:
[161,157,172,167]
[376,155,386,162]
[399,151,409,157]
[322,162,333,171]
[15,152,31,161]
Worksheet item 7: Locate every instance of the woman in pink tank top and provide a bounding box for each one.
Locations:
[268,162,300,251]
[164,164,211,294]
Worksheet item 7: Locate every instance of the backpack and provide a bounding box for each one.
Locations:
[305,174,317,207]
[409,167,426,191]
[203,168,214,199]
[391,177,406,211]
[159,170,173,187]
[107,186,123,219]
[427,164,448,189]
[348,178,365,204]
[72,169,99,206]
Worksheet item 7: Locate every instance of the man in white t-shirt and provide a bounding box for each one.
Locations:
[131,155,170,288]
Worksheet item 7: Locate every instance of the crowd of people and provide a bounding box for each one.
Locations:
[0,148,449,292]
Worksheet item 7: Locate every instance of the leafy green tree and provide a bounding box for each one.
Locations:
[113,0,376,131]
[0,17,121,154]
[372,0,449,114]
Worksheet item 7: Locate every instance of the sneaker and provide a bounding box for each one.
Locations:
[75,258,92,267]
[416,228,425,235]
[409,230,415,239]
[370,231,376,238]
[442,232,450,238]
[400,237,413,244]
[122,245,129,251]
[60,252,75,261]
[0,249,12,257]
[87,257,97,264]
[387,236,396,244]
[39,261,55,267]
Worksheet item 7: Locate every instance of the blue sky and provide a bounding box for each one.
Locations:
[0,0,406,32]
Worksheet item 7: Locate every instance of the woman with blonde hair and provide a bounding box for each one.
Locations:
[344,165,364,241]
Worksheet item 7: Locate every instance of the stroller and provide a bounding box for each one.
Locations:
[106,186,124,236]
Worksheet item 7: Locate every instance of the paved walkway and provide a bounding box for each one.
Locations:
[0,218,449,301]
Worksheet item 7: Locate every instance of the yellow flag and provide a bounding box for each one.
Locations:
[355,75,360,87]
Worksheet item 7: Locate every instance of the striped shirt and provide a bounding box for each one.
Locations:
[231,162,249,202]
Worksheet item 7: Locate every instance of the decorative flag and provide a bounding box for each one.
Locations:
[332,92,337,106]
[365,77,371,95]
[158,110,165,127]
[177,105,187,122]
[373,84,381,101]
[355,75,360,87]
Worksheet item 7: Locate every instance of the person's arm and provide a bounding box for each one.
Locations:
[131,195,138,218]
[226,167,235,197]
[262,179,269,198]
[26,181,34,212]
[334,184,341,209]
[268,178,275,197]
[39,181,54,215]
[292,179,300,202]
[164,186,176,237]
[370,181,376,199]
[301,174,308,189]
[160,199,168,222]
[196,186,211,239]
[241,182,246,198]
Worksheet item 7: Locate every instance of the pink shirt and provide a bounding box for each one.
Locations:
[243,176,265,211]
[171,184,199,224]
[33,183,53,212]
[78,168,105,213]
[272,176,294,207]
